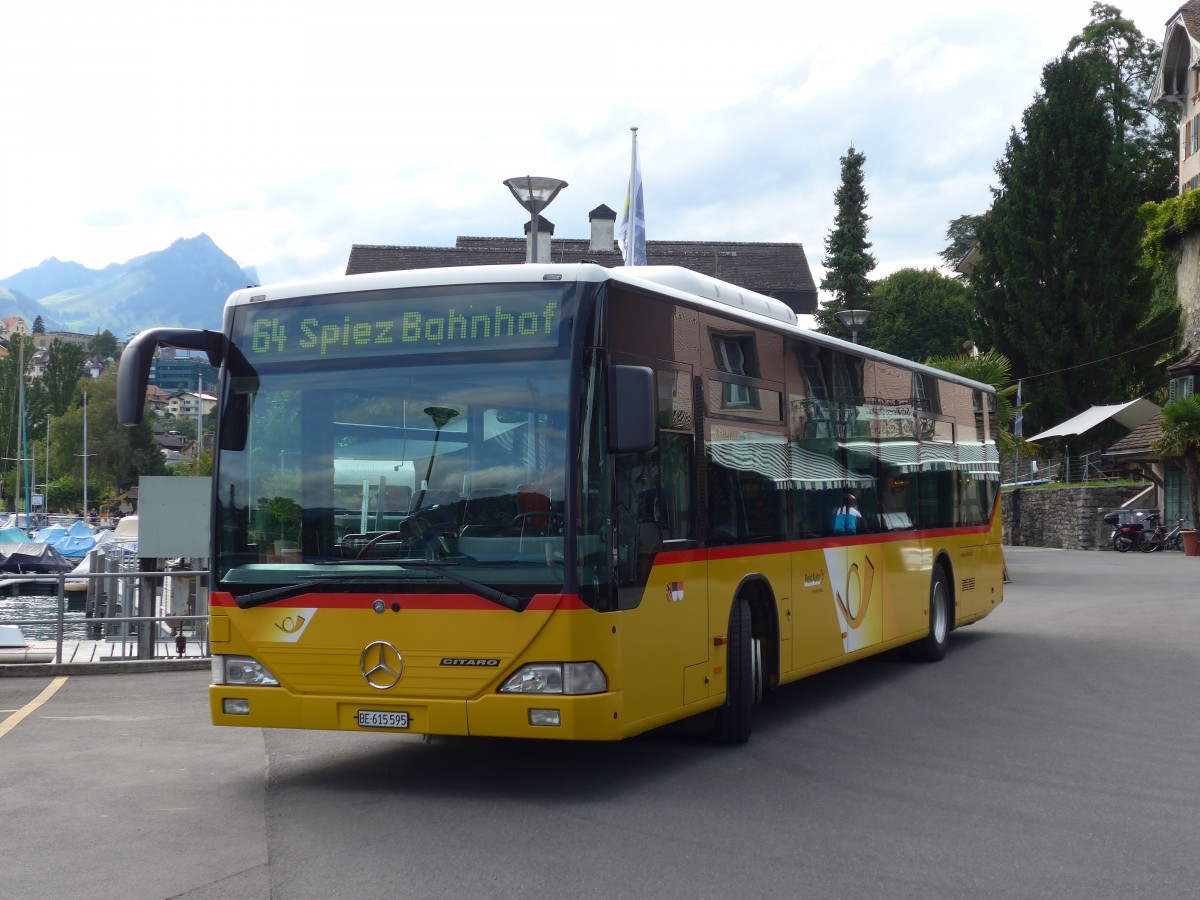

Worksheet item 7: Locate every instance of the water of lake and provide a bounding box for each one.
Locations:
[0,593,90,640]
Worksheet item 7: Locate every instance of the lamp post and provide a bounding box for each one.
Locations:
[503,176,568,263]
[836,308,873,345]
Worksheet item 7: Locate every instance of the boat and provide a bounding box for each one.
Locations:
[65,515,138,594]
[0,524,30,543]
[34,520,98,559]
[0,542,72,574]
[0,623,53,664]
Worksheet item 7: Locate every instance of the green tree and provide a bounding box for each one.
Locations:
[0,334,35,479]
[940,214,985,272]
[38,339,89,416]
[859,269,973,359]
[174,446,213,477]
[51,368,165,504]
[1067,2,1176,199]
[1152,395,1200,529]
[32,316,44,335]
[89,329,119,360]
[970,53,1178,436]
[815,146,876,339]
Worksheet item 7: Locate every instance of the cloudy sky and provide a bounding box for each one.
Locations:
[0,0,1181,296]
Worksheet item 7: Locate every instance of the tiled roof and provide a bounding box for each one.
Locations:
[1167,348,1200,374]
[346,236,818,314]
[1181,1,1200,38]
[1105,414,1162,458]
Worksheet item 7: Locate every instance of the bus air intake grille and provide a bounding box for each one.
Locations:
[262,648,511,698]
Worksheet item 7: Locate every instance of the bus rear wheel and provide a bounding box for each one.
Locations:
[910,565,949,663]
[713,596,754,744]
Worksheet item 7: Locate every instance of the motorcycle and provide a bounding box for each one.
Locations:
[1104,510,1146,552]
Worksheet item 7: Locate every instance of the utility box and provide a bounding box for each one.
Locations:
[137,476,211,558]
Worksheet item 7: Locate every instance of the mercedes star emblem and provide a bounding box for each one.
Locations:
[360,641,403,690]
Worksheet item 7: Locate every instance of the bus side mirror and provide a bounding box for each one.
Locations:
[117,328,227,426]
[607,365,655,454]
[116,331,157,425]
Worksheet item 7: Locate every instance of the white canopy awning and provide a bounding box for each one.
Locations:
[1028,398,1160,442]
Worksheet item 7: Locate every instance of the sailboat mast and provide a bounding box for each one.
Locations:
[82,391,89,519]
[17,341,24,524]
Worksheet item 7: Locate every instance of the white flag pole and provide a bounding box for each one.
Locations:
[625,127,638,265]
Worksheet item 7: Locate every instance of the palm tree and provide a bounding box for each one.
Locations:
[1152,395,1200,529]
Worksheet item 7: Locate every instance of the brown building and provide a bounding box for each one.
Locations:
[345,205,818,316]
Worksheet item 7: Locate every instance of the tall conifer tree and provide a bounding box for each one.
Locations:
[815,146,876,339]
[971,53,1177,435]
[1067,2,1175,199]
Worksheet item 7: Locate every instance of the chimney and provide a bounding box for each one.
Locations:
[589,204,617,252]
[524,215,555,263]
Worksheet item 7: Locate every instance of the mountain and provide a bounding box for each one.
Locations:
[0,234,257,336]
[0,284,68,332]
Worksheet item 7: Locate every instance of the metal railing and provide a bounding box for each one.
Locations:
[1005,451,1136,486]
[0,566,210,665]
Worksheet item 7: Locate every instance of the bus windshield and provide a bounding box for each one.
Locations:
[213,351,572,600]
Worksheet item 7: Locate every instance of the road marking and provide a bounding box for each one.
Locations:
[0,676,69,740]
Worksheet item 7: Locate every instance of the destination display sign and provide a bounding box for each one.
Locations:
[232,286,567,364]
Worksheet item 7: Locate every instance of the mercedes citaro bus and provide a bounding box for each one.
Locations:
[117,263,1003,743]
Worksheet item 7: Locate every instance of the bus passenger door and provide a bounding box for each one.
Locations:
[614,369,709,727]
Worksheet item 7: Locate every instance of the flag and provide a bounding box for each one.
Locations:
[616,127,647,265]
[1014,379,1023,440]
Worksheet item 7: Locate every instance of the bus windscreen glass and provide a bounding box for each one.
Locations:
[215,284,577,599]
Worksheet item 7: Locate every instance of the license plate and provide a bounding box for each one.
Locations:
[357,710,409,729]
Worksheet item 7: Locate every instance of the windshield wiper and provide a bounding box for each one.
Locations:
[236,573,415,609]
[411,561,529,612]
[234,563,529,612]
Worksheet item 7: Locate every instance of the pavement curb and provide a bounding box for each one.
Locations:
[0,659,209,677]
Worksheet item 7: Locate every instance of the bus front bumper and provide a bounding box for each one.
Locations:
[210,685,626,741]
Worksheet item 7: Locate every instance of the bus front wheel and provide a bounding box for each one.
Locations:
[713,596,754,744]
[910,565,950,663]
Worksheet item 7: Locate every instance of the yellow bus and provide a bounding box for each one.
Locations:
[117,263,1003,743]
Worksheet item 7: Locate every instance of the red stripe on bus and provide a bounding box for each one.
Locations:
[653,522,996,565]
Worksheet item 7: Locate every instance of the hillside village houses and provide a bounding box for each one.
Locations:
[0,316,114,373]
[0,317,92,352]
[0,314,211,464]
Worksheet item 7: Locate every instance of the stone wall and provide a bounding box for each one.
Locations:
[1176,230,1200,350]
[1003,485,1150,550]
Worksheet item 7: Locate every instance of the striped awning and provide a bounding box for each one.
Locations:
[958,442,1000,474]
[707,440,873,490]
[918,442,958,471]
[848,439,918,472]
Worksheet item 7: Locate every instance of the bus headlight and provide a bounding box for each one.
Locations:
[499,662,606,695]
[212,654,279,686]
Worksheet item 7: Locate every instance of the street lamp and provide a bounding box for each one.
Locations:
[836,308,873,345]
[503,176,568,263]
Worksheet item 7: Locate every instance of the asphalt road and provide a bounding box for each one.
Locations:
[3,546,1198,900]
